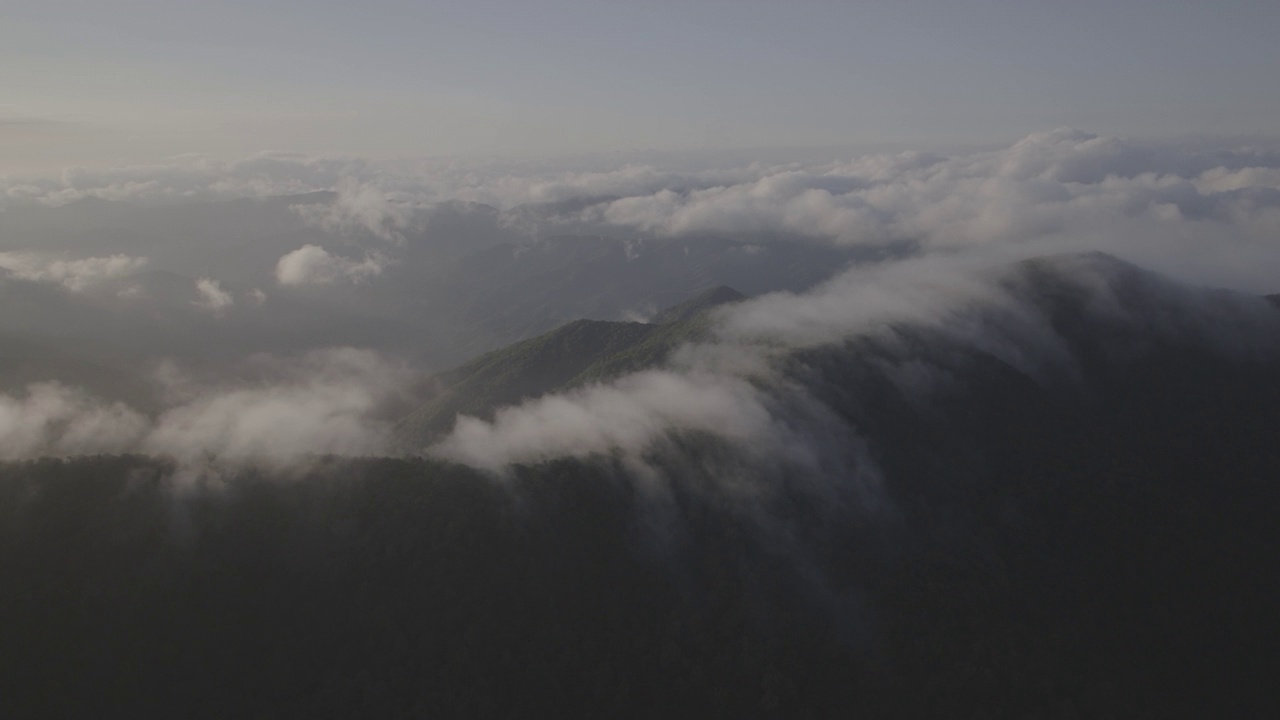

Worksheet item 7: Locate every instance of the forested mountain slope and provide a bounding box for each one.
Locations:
[3,255,1279,717]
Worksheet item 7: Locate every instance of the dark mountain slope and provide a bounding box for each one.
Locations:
[2,255,1280,716]
[3,323,1279,716]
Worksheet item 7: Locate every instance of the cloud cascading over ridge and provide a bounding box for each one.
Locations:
[429,251,1280,484]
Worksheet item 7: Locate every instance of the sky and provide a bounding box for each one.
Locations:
[4,0,1280,172]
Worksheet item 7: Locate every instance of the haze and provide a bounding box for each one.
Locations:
[5,1,1280,172]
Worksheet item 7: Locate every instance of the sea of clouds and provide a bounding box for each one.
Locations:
[1,128,1278,476]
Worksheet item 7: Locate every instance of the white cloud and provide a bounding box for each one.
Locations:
[429,249,1280,479]
[194,278,234,313]
[143,349,407,462]
[0,252,148,292]
[3,128,1276,296]
[1,128,1279,490]
[291,178,420,242]
[553,129,1280,293]
[275,244,389,286]
[0,349,412,466]
[0,382,149,459]
[435,370,783,470]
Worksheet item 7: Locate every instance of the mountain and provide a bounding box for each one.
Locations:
[393,285,746,448]
[3,253,1280,716]
[3,256,1280,716]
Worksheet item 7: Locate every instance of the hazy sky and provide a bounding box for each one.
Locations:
[4,0,1279,171]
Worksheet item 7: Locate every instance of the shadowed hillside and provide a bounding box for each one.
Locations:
[2,255,1279,716]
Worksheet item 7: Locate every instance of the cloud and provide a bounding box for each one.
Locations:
[275,245,389,286]
[545,129,1280,293]
[428,250,1280,483]
[194,278,234,313]
[291,178,420,242]
[0,252,149,292]
[0,349,412,466]
[0,382,149,458]
[5,129,1279,295]
[435,370,784,470]
[144,349,409,462]
[3,128,1280,483]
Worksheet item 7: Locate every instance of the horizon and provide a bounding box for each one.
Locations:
[6,1,1280,172]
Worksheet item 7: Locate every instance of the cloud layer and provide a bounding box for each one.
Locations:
[7,128,1280,293]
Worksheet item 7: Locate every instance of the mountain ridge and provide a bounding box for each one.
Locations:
[393,285,747,449]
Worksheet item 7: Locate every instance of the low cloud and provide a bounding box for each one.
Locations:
[435,371,784,470]
[291,178,420,242]
[6,129,1280,294]
[144,349,409,462]
[275,245,389,286]
[0,252,148,292]
[0,349,411,466]
[0,382,150,458]
[429,251,1280,482]
[194,278,234,313]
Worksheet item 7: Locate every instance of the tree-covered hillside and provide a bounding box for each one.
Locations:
[4,264,1280,716]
